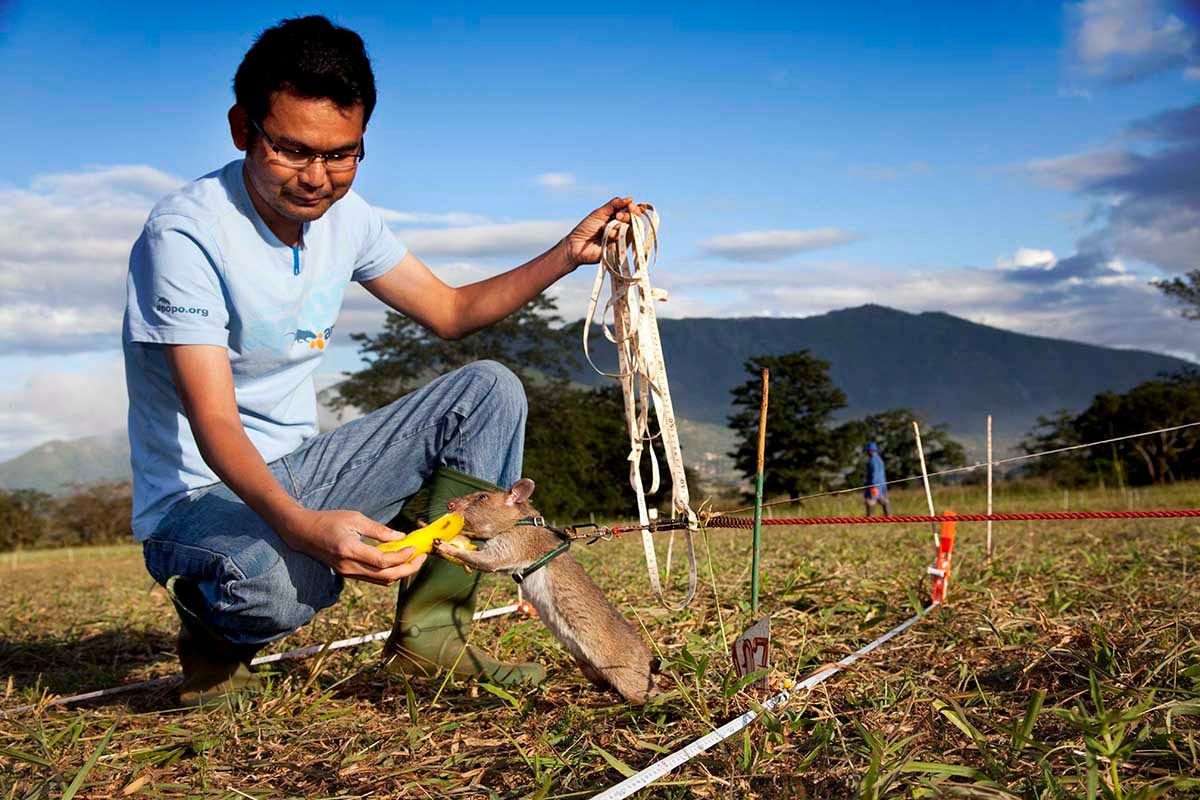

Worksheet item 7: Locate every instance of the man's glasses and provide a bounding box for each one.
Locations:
[251,119,365,173]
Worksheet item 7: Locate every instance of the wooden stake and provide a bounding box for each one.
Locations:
[986,414,993,563]
[913,421,938,548]
[751,368,769,616]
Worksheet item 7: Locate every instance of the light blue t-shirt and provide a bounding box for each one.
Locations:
[122,159,407,540]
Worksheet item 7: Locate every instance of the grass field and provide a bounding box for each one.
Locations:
[1,481,1198,798]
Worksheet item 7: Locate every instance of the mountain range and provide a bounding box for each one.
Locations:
[1,305,1191,493]
[570,305,1190,436]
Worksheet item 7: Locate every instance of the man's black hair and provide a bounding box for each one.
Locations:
[234,15,376,131]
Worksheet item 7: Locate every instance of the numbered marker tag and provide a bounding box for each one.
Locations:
[730,616,770,691]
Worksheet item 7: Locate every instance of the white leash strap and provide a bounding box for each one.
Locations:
[583,205,698,609]
[588,603,939,800]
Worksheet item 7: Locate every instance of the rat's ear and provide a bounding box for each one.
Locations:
[506,478,535,505]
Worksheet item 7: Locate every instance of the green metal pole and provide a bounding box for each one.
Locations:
[751,368,769,616]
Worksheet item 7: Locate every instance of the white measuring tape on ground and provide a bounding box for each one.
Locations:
[0,603,522,716]
[583,205,698,609]
[587,603,939,800]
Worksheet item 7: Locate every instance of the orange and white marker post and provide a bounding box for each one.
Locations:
[928,511,957,605]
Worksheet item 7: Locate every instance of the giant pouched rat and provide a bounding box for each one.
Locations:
[432,479,661,705]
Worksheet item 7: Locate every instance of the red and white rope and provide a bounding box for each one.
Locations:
[704,509,1200,527]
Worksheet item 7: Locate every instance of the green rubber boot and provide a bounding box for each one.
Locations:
[382,467,546,687]
[166,576,263,708]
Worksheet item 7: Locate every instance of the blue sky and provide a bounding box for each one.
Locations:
[0,0,1198,460]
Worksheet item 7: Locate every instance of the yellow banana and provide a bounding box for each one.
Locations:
[377,513,473,561]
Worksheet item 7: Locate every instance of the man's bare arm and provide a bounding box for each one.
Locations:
[362,197,642,340]
[163,344,427,585]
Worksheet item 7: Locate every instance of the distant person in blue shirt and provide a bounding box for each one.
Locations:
[864,442,890,516]
[123,15,643,707]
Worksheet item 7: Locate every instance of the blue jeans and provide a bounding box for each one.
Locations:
[142,361,526,647]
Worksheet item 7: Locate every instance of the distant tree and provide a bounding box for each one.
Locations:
[728,352,848,497]
[523,383,697,520]
[0,489,54,551]
[1075,375,1200,485]
[51,481,133,546]
[1021,374,1200,486]
[523,383,630,519]
[1019,410,1092,486]
[333,294,578,412]
[333,294,692,520]
[826,418,869,488]
[1154,270,1200,320]
[835,408,966,485]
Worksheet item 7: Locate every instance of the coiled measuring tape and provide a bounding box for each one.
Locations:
[583,205,698,609]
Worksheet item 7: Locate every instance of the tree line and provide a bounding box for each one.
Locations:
[1019,369,1200,487]
[728,351,964,498]
[1001,259,1200,490]
[332,294,697,521]
[336,300,966,512]
[0,482,131,553]
[4,282,1199,550]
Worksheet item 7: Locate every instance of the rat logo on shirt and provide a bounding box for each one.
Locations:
[294,325,334,350]
[237,283,343,358]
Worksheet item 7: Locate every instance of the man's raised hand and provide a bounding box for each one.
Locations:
[561,196,645,269]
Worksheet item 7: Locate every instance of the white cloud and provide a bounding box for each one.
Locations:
[997,247,1058,269]
[1067,0,1199,82]
[1095,271,1139,286]
[1024,150,1135,191]
[1187,65,1200,80]
[1027,103,1200,275]
[0,355,128,461]
[1057,84,1094,99]
[31,165,184,204]
[534,172,576,190]
[395,220,573,260]
[848,161,933,182]
[698,228,862,262]
[374,208,491,226]
[532,172,611,197]
[0,165,186,354]
[1085,202,1200,274]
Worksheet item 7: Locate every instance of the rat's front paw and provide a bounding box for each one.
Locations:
[432,539,464,565]
[436,536,481,575]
